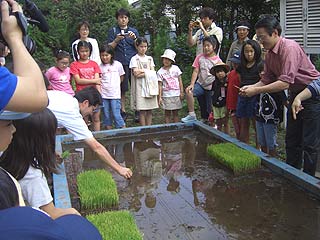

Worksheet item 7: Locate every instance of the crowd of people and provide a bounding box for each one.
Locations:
[0,0,320,238]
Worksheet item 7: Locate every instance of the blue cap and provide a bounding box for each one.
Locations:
[229,50,241,64]
[0,207,102,240]
[0,111,31,120]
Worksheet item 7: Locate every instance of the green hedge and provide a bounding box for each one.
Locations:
[77,169,119,210]
[87,210,143,240]
[207,143,261,174]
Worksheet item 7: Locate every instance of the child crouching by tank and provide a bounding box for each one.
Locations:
[181,35,222,123]
[0,109,80,219]
[157,49,184,123]
[209,62,230,134]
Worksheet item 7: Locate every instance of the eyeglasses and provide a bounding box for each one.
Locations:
[256,35,268,42]
[92,105,102,113]
[59,61,69,66]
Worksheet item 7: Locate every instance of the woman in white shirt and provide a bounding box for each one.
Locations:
[71,20,101,65]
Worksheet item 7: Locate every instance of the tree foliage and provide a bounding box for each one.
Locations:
[131,0,279,61]
[26,0,279,67]
[29,0,128,66]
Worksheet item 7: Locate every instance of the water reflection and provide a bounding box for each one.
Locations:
[74,132,320,240]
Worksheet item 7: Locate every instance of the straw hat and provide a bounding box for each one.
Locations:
[210,62,230,75]
[161,49,176,62]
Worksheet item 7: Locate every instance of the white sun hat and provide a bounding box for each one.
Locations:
[161,49,176,62]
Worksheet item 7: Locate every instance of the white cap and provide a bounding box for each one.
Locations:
[161,49,176,62]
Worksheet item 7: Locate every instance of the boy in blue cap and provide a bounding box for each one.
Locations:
[226,51,241,139]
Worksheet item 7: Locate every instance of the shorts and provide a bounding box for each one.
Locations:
[161,96,182,110]
[213,106,227,119]
[236,95,257,118]
[256,121,277,150]
[120,65,130,93]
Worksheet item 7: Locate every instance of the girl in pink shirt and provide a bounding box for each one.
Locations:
[45,51,74,96]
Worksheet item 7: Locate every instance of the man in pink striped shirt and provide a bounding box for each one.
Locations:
[239,15,320,177]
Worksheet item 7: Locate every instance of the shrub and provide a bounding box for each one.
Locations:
[87,210,143,240]
[207,143,261,174]
[77,169,119,210]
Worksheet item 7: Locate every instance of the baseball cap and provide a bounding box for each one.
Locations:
[0,110,31,120]
[0,207,102,240]
[229,50,241,64]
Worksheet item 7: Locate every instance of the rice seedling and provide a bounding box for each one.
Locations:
[207,143,261,174]
[77,169,119,210]
[61,150,70,159]
[87,210,143,240]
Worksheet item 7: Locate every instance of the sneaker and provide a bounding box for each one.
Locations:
[181,114,197,123]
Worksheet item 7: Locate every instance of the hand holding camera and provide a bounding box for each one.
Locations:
[120,29,129,36]
[191,21,200,28]
[0,0,49,54]
[116,29,136,42]
[0,0,24,44]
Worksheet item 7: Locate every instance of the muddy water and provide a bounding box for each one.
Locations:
[65,131,320,240]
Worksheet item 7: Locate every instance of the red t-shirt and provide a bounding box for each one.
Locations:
[70,60,101,91]
[226,69,240,111]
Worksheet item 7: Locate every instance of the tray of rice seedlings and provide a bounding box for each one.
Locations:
[207,143,261,174]
[87,210,143,240]
[77,169,119,211]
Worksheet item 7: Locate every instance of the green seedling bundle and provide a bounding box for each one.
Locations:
[77,169,119,210]
[207,143,261,174]
[87,210,143,240]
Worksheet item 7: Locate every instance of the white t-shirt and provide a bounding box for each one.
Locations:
[47,90,93,141]
[18,166,52,208]
[129,54,155,70]
[157,65,182,97]
[71,37,101,65]
[100,60,125,99]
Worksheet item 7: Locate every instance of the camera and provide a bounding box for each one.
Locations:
[191,21,200,28]
[0,0,49,55]
[120,29,129,36]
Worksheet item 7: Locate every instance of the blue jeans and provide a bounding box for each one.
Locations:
[256,121,277,150]
[286,96,320,176]
[103,99,125,128]
[193,82,212,119]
